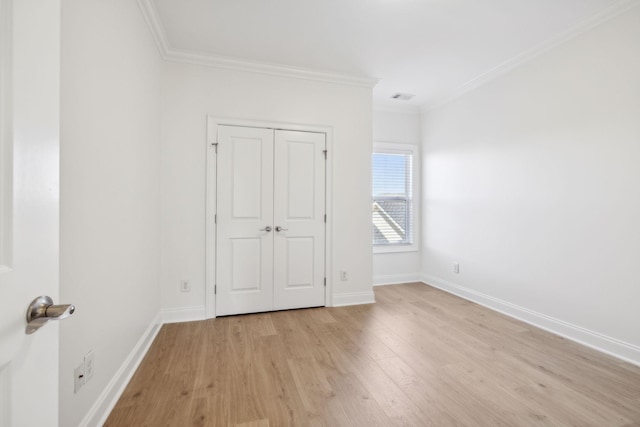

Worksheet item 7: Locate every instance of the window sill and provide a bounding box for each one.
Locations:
[373,243,419,254]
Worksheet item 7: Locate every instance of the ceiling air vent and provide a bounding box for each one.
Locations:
[391,93,415,101]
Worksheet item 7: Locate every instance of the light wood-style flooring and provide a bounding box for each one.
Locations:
[105,283,640,426]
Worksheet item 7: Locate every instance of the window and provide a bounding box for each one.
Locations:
[372,143,418,252]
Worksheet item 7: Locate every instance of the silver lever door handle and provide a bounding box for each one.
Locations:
[26,296,75,334]
[275,226,288,232]
[260,226,272,232]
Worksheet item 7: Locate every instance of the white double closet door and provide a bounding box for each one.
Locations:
[216,125,326,316]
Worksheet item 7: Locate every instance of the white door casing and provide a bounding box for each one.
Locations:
[273,130,326,310]
[213,124,326,316]
[0,0,61,426]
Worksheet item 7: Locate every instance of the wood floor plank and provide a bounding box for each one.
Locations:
[105,284,640,426]
[375,355,479,426]
[235,419,270,427]
[287,356,349,426]
[348,353,432,426]
[248,335,307,426]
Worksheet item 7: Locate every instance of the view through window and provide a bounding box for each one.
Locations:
[372,149,413,246]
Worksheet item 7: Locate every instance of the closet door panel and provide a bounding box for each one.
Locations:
[216,125,274,316]
[273,130,326,310]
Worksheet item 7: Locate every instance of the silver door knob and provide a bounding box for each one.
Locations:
[275,226,288,232]
[26,296,75,334]
[260,226,272,232]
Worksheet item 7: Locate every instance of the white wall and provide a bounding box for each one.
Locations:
[372,109,422,285]
[59,0,162,425]
[422,7,640,363]
[160,62,374,315]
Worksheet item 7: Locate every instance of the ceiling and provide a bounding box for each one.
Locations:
[151,0,624,110]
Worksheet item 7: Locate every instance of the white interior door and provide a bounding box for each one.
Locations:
[215,126,326,316]
[216,125,275,316]
[0,0,61,426]
[273,130,325,310]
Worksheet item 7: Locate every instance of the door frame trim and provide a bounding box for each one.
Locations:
[205,116,333,319]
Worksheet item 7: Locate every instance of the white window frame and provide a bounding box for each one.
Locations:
[372,141,419,254]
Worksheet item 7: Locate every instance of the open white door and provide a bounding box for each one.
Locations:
[0,1,62,426]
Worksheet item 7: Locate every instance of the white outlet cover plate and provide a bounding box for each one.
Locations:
[74,363,85,393]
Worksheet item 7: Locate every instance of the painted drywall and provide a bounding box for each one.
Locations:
[160,62,374,315]
[59,0,162,425]
[372,109,422,285]
[422,6,640,362]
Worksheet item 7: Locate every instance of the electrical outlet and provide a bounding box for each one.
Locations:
[453,262,460,274]
[74,362,85,393]
[180,280,191,292]
[340,270,348,281]
[84,350,95,381]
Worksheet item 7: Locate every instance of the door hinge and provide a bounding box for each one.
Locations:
[323,149,327,159]
[324,214,327,223]
[324,277,326,287]
[214,285,217,294]
[211,142,219,153]
[214,214,217,224]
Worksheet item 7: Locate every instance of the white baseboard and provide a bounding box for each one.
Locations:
[79,312,163,427]
[331,290,376,307]
[162,305,206,324]
[373,273,422,286]
[420,273,640,367]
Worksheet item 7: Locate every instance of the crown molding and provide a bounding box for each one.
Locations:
[423,0,640,113]
[136,0,378,89]
[137,0,638,105]
[136,0,170,55]
[163,48,378,88]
